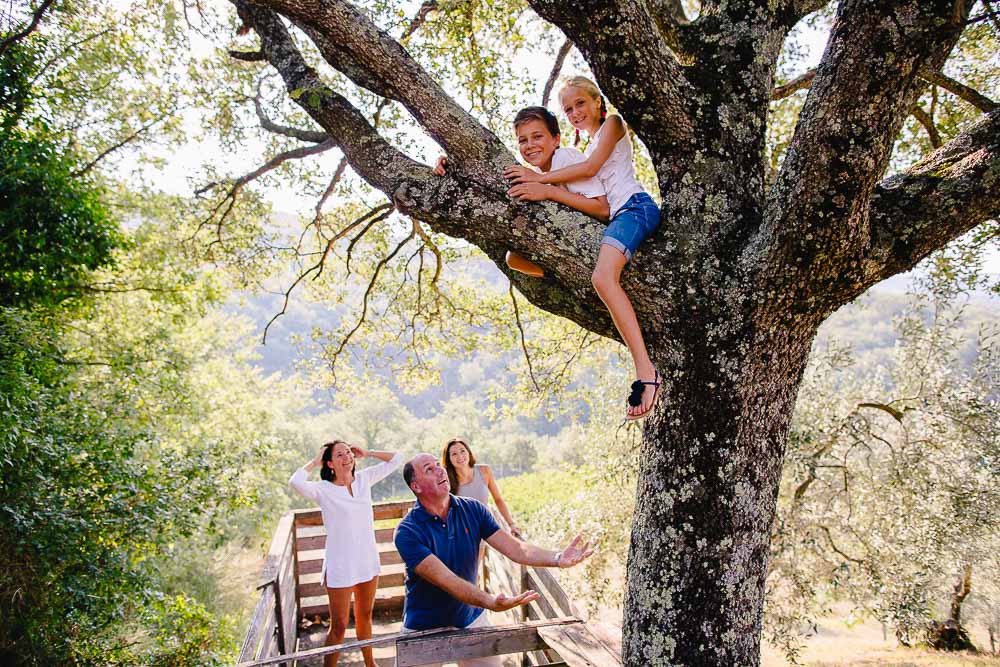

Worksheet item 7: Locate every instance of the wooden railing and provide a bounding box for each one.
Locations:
[236,499,621,667]
[484,546,619,666]
[237,512,297,665]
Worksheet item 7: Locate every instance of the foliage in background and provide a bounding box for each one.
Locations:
[768,259,1000,655]
[0,40,123,308]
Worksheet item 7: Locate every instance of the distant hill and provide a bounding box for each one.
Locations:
[228,284,998,419]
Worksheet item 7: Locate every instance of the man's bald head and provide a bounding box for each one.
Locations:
[403,453,449,499]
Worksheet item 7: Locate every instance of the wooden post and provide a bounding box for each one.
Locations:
[255,578,287,667]
[291,516,302,623]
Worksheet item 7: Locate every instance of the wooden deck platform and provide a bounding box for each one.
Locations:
[235,501,621,667]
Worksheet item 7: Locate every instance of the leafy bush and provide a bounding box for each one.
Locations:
[0,308,225,664]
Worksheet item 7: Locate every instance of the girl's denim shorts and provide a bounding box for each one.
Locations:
[601,192,660,261]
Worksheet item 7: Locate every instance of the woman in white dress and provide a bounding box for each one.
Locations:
[290,441,402,667]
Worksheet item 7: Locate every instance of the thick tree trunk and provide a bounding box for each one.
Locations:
[623,310,818,665]
[926,565,977,652]
[229,2,997,665]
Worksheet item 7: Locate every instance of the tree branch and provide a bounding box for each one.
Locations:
[401,0,439,40]
[253,90,329,143]
[778,0,834,27]
[233,1,621,342]
[860,109,1000,290]
[234,1,429,194]
[262,203,394,343]
[195,138,336,239]
[910,104,942,148]
[760,1,971,307]
[541,37,573,107]
[71,109,177,177]
[920,68,998,113]
[981,0,1000,33]
[770,66,996,111]
[247,0,509,182]
[508,283,541,392]
[0,0,56,59]
[229,48,266,61]
[326,227,416,383]
[770,69,816,101]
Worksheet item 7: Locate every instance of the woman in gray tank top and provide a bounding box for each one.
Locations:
[442,438,521,538]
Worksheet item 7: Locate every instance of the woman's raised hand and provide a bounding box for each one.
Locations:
[350,445,367,459]
[504,165,542,184]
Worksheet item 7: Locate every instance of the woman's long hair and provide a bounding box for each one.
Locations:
[442,438,476,495]
[320,440,356,483]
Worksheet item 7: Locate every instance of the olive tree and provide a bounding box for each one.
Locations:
[204,0,998,663]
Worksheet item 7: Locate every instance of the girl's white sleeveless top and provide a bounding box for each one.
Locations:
[585,116,646,217]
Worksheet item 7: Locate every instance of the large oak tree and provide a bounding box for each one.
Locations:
[221,0,998,664]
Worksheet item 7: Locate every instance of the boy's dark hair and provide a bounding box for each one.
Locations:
[513,106,560,137]
[403,460,416,492]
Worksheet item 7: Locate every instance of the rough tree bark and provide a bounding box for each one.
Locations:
[926,565,978,651]
[228,0,998,664]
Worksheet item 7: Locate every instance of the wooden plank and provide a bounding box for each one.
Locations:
[374,526,395,543]
[380,549,403,566]
[394,618,581,667]
[528,567,580,618]
[536,623,622,667]
[297,557,323,576]
[373,500,413,520]
[292,500,410,528]
[296,535,326,552]
[281,586,296,657]
[293,508,322,525]
[485,553,518,596]
[298,569,404,599]
[257,622,277,660]
[523,570,559,619]
[292,521,303,624]
[295,523,325,538]
[234,627,451,667]
[237,586,274,662]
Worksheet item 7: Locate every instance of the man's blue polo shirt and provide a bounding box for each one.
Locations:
[394,495,500,630]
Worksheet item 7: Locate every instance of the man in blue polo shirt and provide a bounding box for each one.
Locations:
[394,453,593,667]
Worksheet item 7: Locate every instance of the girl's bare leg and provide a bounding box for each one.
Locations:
[353,576,380,667]
[325,586,354,667]
[591,244,656,416]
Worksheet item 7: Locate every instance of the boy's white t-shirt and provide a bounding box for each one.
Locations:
[550,147,606,199]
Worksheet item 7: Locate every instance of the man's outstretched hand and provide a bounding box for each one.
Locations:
[489,590,539,613]
[557,534,594,568]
